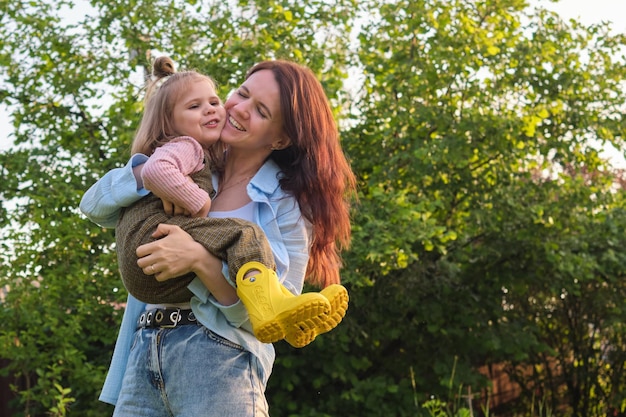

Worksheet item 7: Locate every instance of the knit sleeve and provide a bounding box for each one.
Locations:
[141,136,210,215]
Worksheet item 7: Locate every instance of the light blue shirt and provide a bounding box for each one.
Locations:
[80,154,311,405]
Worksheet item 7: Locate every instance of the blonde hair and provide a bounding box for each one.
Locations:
[131,56,218,156]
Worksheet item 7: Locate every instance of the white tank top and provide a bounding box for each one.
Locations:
[209,200,255,222]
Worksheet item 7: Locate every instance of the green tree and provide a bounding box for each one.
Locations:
[315,0,626,416]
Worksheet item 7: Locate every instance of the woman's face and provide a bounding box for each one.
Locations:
[171,79,225,148]
[221,69,287,151]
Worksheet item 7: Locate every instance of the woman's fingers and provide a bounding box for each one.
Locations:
[136,224,199,281]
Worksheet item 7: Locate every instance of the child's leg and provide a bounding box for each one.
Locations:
[236,262,331,345]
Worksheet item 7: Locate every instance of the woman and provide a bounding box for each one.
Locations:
[80,60,356,416]
[115,55,337,347]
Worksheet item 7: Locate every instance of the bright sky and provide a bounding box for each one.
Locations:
[543,0,626,31]
[0,0,625,152]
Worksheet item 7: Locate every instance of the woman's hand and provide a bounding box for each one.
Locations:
[136,224,206,281]
[136,223,239,305]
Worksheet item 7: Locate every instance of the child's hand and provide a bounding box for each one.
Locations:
[193,198,211,218]
[161,197,191,216]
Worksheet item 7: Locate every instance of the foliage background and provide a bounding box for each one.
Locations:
[1,0,626,416]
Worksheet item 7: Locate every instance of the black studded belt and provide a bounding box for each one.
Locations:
[137,308,197,330]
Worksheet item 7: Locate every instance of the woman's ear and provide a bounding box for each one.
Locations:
[270,136,291,150]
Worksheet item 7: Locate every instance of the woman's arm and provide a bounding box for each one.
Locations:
[79,154,150,227]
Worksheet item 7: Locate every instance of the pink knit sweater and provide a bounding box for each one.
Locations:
[141,136,209,215]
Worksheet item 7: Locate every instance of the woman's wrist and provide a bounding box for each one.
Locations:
[190,242,239,305]
[189,241,217,276]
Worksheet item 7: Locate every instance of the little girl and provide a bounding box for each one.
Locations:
[114,56,348,347]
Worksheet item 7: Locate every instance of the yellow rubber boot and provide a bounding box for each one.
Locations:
[280,284,316,348]
[236,262,331,344]
[318,284,349,333]
[283,284,349,348]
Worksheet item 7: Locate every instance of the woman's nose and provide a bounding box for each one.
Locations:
[230,101,249,119]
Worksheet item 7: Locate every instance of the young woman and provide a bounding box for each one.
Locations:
[80,59,356,416]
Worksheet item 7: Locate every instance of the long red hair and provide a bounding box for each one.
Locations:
[246,60,357,288]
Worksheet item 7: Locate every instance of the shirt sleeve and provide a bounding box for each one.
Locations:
[187,275,251,330]
[271,199,310,295]
[79,154,150,228]
[141,136,209,215]
[98,293,147,405]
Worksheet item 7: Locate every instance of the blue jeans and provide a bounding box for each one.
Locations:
[113,324,269,417]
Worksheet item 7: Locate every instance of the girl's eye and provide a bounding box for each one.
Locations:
[257,107,267,118]
[237,90,248,98]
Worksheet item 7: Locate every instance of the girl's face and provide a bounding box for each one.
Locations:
[172,79,225,148]
[220,69,288,152]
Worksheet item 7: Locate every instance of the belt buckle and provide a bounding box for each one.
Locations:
[161,308,182,328]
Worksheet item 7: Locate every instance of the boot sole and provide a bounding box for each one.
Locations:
[255,298,330,344]
[285,285,349,348]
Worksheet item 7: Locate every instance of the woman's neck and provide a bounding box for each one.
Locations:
[211,151,265,211]
[221,149,268,183]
